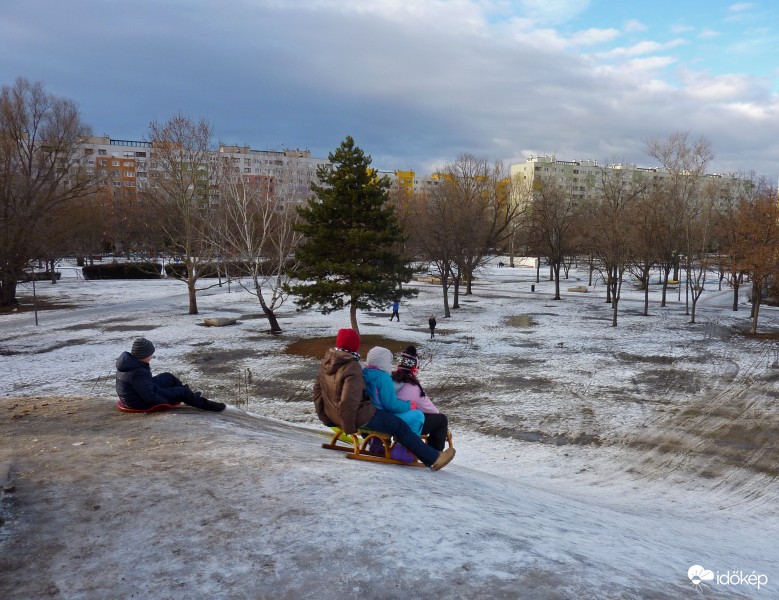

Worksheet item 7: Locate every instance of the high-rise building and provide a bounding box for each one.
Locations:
[78,137,329,205]
[80,136,152,203]
[510,154,744,204]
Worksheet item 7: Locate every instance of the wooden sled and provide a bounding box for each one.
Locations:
[322,426,454,468]
[115,400,182,413]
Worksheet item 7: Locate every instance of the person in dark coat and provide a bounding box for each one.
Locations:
[428,314,437,339]
[115,338,225,411]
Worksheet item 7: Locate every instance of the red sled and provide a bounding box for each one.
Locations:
[115,400,182,413]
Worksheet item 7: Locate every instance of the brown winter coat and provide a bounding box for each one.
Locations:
[313,349,375,434]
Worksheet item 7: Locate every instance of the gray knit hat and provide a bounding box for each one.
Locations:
[366,347,394,374]
[130,337,155,359]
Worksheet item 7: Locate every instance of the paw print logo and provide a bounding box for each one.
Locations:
[688,565,714,587]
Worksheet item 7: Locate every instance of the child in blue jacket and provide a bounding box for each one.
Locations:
[363,346,424,435]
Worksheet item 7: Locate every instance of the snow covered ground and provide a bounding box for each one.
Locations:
[1,260,777,598]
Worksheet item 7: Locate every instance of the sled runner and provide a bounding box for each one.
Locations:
[322,426,454,468]
[115,400,182,413]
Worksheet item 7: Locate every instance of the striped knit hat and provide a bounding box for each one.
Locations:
[130,337,155,359]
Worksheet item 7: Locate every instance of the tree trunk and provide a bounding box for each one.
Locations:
[751,285,761,334]
[465,268,473,295]
[255,282,282,334]
[611,267,622,327]
[660,266,671,307]
[732,279,740,311]
[643,266,651,316]
[186,260,199,315]
[588,254,594,287]
[0,274,19,307]
[350,303,359,333]
[261,304,281,333]
[440,276,451,318]
[552,260,561,300]
[612,295,619,326]
[188,282,199,315]
[452,275,460,309]
[49,260,58,284]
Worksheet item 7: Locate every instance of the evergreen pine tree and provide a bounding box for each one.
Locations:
[290,136,416,332]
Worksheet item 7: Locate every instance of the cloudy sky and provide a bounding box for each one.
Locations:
[2,0,778,177]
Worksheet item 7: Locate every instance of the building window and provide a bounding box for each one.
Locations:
[112,160,119,166]
[136,151,146,158]
[98,149,107,156]
[85,148,94,155]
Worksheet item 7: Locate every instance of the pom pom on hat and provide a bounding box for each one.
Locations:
[397,346,419,372]
[366,347,394,374]
[335,328,360,353]
[130,337,155,359]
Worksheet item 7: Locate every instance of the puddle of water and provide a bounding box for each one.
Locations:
[505,315,536,327]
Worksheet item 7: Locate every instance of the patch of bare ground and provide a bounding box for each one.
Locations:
[284,335,410,360]
[0,296,78,315]
[627,389,779,479]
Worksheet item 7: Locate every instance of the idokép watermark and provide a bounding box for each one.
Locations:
[688,564,769,591]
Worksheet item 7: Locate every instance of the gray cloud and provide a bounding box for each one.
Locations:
[0,0,776,178]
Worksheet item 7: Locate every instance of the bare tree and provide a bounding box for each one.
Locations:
[506,176,533,267]
[525,176,581,300]
[646,132,715,322]
[626,185,666,316]
[214,161,304,333]
[712,173,763,311]
[414,184,458,318]
[144,114,217,315]
[0,77,94,306]
[583,166,647,326]
[727,180,779,333]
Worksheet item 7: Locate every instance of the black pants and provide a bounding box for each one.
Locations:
[154,373,209,409]
[421,413,449,451]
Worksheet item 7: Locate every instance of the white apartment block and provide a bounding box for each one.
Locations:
[215,145,330,204]
[510,155,744,203]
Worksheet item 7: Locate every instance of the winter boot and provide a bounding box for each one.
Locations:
[430,447,456,471]
[200,396,226,412]
[186,391,226,412]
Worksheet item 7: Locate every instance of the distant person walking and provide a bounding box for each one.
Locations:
[390,300,400,322]
[428,314,437,339]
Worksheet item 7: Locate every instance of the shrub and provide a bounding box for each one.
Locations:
[82,261,162,280]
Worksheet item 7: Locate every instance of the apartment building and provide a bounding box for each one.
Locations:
[80,136,152,203]
[215,145,329,204]
[77,137,329,206]
[510,154,744,203]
